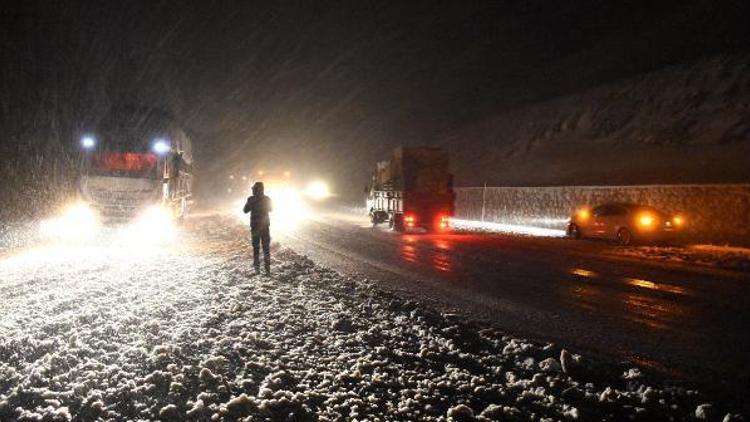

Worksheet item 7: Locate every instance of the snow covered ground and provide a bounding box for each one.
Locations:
[0,214,741,420]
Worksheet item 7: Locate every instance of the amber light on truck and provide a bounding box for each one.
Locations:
[438,215,450,230]
[404,214,416,228]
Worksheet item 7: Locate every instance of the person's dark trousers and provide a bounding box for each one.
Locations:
[251,227,271,274]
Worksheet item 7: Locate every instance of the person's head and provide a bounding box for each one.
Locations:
[252,181,264,196]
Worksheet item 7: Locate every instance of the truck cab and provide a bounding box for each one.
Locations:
[78,106,193,222]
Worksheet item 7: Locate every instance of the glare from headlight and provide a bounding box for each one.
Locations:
[81,135,96,149]
[304,180,330,200]
[233,186,309,232]
[124,205,176,241]
[39,202,100,240]
[638,214,655,228]
[152,139,170,154]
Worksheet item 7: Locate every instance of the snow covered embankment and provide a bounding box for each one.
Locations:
[0,216,737,420]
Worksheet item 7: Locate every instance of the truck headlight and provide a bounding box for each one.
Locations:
[39,202,100,240]
[152,139,170,154]
[81,135,96,149]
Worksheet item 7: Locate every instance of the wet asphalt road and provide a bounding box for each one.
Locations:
[279,209,750,399]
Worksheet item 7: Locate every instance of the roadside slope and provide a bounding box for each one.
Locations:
[439,53,750,187]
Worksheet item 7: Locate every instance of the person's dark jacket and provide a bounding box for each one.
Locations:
[243,194,272,231]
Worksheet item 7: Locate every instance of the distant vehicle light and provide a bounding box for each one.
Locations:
[673,216,685,227]
[81,135,96,149]
[305,180,330,200]
[284,171,291,177]
[404,214,416,228]
[638,213,655,228]
[260,186,308,231]
[152,139,170,154]
[257,170,264,176]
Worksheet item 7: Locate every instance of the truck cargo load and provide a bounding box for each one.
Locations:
[366,146,454,231]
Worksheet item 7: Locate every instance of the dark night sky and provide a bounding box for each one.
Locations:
[2,0,749,196]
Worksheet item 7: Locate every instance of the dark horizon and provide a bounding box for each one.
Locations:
[2,0,749,199]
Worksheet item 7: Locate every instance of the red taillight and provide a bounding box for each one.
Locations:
[439,215,450,230]
[404,214,416,228]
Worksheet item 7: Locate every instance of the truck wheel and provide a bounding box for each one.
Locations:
[390,214,404,232]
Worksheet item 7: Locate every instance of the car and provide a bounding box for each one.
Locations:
[567,203,685,245]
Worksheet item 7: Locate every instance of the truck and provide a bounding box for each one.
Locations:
[78,105,194,222]
[366,146,454,232]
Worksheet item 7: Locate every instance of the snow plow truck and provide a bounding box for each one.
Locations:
[366,146,454,232]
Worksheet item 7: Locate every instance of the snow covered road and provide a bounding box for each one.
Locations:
[0,214,740,420]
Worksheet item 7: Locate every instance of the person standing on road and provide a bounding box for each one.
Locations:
[243,182,273,274]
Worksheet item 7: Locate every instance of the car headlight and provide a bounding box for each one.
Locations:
[638,213,655,228]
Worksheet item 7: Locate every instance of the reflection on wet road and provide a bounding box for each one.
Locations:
[624,277,688,295]
[564,267,690,330]
[394,235,694,336]
[282,210,750,394]
[569,267,598,278]
[401,235,454,273]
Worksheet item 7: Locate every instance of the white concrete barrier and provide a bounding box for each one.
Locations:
[454,184,750,245]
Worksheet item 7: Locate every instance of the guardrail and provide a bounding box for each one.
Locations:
[454,184,750,245]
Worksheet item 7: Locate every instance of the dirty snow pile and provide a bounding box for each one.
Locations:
[0,216,739,420]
